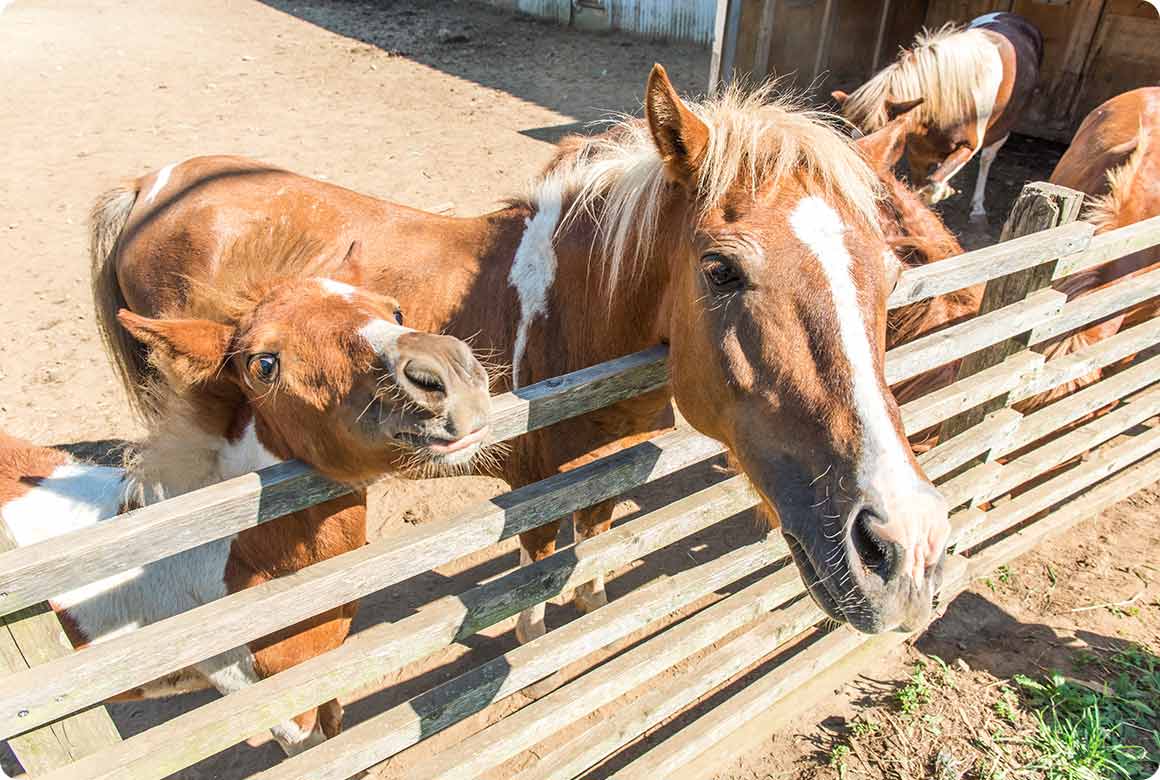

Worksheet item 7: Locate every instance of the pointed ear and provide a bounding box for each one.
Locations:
[117,310,235,386]
[331,240,365,287]
[831,90,849,106]
[646,64,711,186]
[884,96,924,121]
[855,120,911,170]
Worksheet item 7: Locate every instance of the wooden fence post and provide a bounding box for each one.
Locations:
[937,182,1086,448]
[0,523,121,776]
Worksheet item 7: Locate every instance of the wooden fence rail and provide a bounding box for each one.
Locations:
[1,182,1158,780]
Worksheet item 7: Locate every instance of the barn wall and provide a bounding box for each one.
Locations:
[483,0,718,44]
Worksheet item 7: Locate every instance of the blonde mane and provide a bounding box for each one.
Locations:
[842,24,1000,133]
[528,81,883,289]
[1084,125,1150,232]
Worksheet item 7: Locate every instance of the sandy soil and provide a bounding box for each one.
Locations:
[0,1,1154,779]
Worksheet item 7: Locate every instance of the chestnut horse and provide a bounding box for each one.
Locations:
[1026,86,1160,407]
[834,12,1042,221]
[1,228,490,758]
[91,66,949,636]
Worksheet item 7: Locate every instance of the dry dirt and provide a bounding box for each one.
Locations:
[0,1,1155,779]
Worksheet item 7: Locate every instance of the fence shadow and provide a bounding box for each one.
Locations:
[255,0,709,131]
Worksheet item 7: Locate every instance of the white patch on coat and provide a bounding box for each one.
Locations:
[969,12,1001,28]
[508,176,564,389]
[789,197,945,583]
[318,278,355,300]
[971,42,1005,149]
[218,419,281,478]
[144,162,177,205]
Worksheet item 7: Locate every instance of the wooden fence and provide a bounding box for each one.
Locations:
[0,182,1158,779]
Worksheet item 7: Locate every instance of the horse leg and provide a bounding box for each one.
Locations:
[970,134,1008,221]
[515,520,562,643]
[573,498,616,612]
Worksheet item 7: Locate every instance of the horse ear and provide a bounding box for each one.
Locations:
[884,96,924,121]
[645,64,710,186]
[333,240,365,287]
[117,310,235,386]
[855,121,910,170]
[831,90,849,106]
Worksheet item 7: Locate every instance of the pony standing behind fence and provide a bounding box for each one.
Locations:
[0,229,490,758]
[91,66,952,640]
[834,12,1042,222]
[1024,86,1160,409]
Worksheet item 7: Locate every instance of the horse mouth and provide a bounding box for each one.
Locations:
[396,425,490,465]
[784,533,846,623]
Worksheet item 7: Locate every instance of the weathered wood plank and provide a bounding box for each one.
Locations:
[0,347,668,619]
[884,288,1066,386]
[750,0,777,77]
[899,351,1042,434]
[1000,353,1159,458]
[0,524,121,775]
[919,408,1023,482]
[1029,264,1160,345]
[0,429,723,743]
[979,382,1160,505]
[512,599,823,780]
[1010,316,1160,404]
[252,538,788,780]
[955,425,1160,550]
[36,467,778,780]
[1053,214,1160,280]
[413,565,804,780]
[937,183,1086,446]
[887,220,1091,310]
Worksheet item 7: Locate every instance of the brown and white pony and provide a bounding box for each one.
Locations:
[1024,86,1160,409]
[91,66,950,636]
[1,230,490,757]
[834,12,1042,222]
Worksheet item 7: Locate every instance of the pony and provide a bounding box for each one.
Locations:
[834,12,1043,222]
[1,228,491,757]
[90,66,951,637]
[1021,86,1160,410]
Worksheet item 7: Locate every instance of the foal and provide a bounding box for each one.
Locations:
[1,230,490,755]
[835,12,1042,221]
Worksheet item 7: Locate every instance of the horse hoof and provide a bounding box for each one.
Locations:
[968,211,988,225]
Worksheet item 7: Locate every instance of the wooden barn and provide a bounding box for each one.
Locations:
[713,0,1160,141]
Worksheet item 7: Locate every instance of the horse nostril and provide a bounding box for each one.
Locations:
[851,509,891,576]
[401,360,447,397]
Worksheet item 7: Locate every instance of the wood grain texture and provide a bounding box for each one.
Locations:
[0,347,668,619]
[887,220,1091,309]
[899,351,1042,434]
[1053,214,1160,280]
[885,288,1065,385]
[0,429,724,743]
[0,523,121,776]
[1030,264,1160,345]
[252,539,788,780]
[937,183,1085,445]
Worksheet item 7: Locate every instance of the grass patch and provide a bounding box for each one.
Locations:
[1010,643,1160,779]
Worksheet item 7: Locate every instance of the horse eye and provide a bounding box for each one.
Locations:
[701,254,743,290]
[394,309,405,326]
[247,353,279,383]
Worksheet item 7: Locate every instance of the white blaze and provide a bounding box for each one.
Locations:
[508,176,564,389]
[788,197,917,485]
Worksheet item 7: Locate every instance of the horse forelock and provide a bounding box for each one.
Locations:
[527,81,883,295]
[843,24,999,134]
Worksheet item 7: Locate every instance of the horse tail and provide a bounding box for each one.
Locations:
[90,184,156,422]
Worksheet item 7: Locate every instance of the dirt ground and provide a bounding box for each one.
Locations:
[0,1,1154,779]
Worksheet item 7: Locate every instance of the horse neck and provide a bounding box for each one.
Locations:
[122,402,279,508]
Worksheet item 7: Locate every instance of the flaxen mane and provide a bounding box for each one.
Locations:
[529,82,884,288]
[842,24,998,133]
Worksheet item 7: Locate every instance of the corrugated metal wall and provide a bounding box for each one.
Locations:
[493,0,716,44]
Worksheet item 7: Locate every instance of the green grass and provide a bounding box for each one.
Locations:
[897,663,933,716]
[1009,643,1160,780]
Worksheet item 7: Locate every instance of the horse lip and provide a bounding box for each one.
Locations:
[419,425,489,454]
